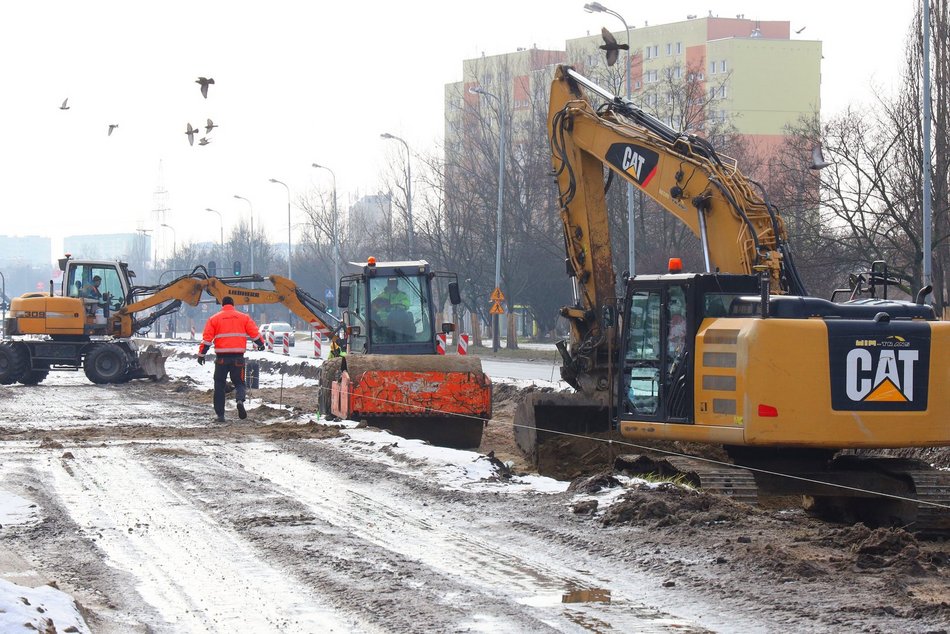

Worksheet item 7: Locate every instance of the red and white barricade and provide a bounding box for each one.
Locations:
[282,332,290,356]
[313,334,323,359]
[436,332,447,355]
[190,325,195,340]
[267,330,275,352]
[458,333,469,355]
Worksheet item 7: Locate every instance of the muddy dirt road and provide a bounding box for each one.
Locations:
[0,366,948,633]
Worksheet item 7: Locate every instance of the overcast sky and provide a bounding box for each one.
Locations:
[0,1,918,260]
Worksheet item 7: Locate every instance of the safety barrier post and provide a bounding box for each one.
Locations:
[314,334,323,359]
[458,333,469,355]
[436,332,446,355]
[190,325,195,340]
[282,332,290,356]
[267,330,275,352]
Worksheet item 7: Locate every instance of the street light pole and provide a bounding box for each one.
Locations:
[268,179,293,282]
[0,271,6,333]
[205,208,224,251]
[312,163,340,308]
[470,86,506,352]
[380,132,415,258]
[160,223,177,258]
[233,195,254,278]
[585,1,636,276]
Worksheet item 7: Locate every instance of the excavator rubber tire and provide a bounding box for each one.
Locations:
[0,342,27,385]
[84,343,130,384]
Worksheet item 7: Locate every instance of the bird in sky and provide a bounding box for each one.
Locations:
[205,118,218,134]
[185,123,199,146]
[107,124,118,136]
[59,98,70,110]
[599,27,628,67]
[196,76,215,99]
[198,137,211,146]
[795,26,807,34]
[809,144,832,170]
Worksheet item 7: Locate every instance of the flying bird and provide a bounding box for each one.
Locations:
[205,118,218,134]
[809,144,832,170]
[196,76,215,99]
[108,124,119,136]
[599,27,629,67]
[795,26,807,34]
[185,123,199,146]
[198,137,211,146]
[59,98,70,110]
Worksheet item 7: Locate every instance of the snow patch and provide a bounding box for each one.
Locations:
[0,579,91,634]
[0,490,39,527]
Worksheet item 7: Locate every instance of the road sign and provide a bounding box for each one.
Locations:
[490,287,505,302]
[325,288,334,301]
[490,301,504,315]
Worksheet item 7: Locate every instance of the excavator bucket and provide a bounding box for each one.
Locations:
[134,344,169,380]
[333,354,492,449]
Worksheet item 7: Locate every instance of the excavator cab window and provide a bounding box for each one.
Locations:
[65,264,127,312]
[621,283,692,422]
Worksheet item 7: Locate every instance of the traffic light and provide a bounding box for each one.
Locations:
[208,260,217,277]
[233,260,241,275]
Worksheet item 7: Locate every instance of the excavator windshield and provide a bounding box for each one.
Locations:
[65,263,127,311]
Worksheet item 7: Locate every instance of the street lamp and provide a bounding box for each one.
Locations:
[380,132,415,257]
[0,271,6,332]
[160,223,177,258]
[268,178,293,283]
[585,1,637,276]
[205,208,224,250]
[470,86,507,352]
[312,163,340,307]
[233,195,254,278]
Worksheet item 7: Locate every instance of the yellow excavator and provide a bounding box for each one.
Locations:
[515,64,950,531]
[0,255,341,386]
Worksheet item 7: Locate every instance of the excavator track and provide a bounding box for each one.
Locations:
[615,455,758,505]
[903,469,950,534]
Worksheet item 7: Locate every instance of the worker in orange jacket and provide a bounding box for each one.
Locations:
[197,296,265,422]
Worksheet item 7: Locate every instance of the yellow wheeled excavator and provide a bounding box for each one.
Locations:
[515,64,950,531]
[0,256,294,385]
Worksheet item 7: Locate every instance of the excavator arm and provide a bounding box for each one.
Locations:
[549,65,806,302]
[204,275,344,343]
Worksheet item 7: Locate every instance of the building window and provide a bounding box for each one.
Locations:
[645,46,652,60]
[666,43,672,55]
[674,66,682,79]
[720,60,727,73]
[676,42,682,54]
[719,85,728,99]
[709,87,716,101]
[710,61,716,75]
[652,45,659,58]
[634,79,641,89]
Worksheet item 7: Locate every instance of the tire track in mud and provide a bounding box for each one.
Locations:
[44,444,358,633]
[215,441,718,633]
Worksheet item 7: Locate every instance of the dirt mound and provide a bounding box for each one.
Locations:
[599,481,746,528]
[258,420,342,440]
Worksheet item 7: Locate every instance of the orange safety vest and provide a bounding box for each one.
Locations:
[199,305,260,354]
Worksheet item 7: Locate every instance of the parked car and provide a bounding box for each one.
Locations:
[261,321,295,347]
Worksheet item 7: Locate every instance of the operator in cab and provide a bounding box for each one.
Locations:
[197,296,265,422]
[371,277,413,342]
[82,275,112,316]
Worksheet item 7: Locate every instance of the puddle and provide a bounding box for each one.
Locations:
[563,588,611,604]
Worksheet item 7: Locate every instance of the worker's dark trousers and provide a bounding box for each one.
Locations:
[213,354,246,417]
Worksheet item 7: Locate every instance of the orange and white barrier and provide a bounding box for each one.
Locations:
[267,330,275,352]
[314,334,322,359]
[190,326,195,340]
[436,332,447,355]
[458,333,469,355]
[282,332,290,356]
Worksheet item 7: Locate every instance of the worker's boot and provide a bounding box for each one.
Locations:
[237,401,247,420]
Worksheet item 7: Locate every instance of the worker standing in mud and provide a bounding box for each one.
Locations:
[197,296,265,422]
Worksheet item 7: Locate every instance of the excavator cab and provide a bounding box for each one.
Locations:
[618,273,760,425]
